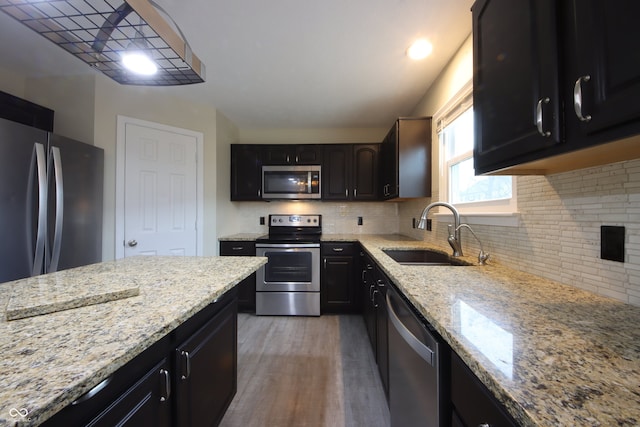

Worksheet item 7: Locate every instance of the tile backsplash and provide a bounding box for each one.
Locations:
[400,158,640,306]
[225,159,639,306]
[228,201,399,236]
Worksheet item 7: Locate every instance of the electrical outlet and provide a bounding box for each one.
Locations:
[259,216,265,225]
[357,216,363,226]
[426,219,432,231]
[412,218,416,228]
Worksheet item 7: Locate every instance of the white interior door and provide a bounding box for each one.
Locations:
[116,117,203,258]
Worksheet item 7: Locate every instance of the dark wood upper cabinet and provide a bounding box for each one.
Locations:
[562,0,640,142]
[352,144,379,200]
[473,0,640,175]
[380,117,432,200]
[323,144,352,200]
[262,144,322,165]
[230,144,262,201]
[472,0,562,174]
[322,144,379,201]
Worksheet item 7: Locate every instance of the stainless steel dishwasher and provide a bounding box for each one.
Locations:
[386,285,448,427]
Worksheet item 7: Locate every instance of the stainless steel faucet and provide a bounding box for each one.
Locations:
[417,202,462,256]
[456,224,490,265]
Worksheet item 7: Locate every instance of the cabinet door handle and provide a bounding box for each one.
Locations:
[72,376,112,405]
[573,75,592,122]
[286,155,290,163]
[372,289,379,308]
[345,188,349,198]
[295,155,299,163]
[258,189,261,197]
[180,350,191,380]
[160,369,171,402]
[369,284,376,301]
[536,97,551,137]
[354,188,357,198]
[324,258,327,269]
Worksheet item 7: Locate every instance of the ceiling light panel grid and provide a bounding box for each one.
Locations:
[0,0,204,85]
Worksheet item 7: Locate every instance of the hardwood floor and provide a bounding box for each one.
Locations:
[219,314,390,427]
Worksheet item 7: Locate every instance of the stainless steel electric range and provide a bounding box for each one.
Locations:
[255,214,321,316]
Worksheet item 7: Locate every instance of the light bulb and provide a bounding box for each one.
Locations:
[407,39,433,60]
[121,50,158,75]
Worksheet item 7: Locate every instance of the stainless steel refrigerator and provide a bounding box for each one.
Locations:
[0,117,104,283]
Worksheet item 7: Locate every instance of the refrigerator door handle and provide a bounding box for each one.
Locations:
[48,146,64,272]
[31,143,47,276]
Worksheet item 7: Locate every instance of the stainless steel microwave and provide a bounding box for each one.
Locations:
[262,165,321,199]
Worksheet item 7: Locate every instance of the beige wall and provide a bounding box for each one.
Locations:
[0,67,26,98]
[406,34,640,306]
[25,75,96,143]
[93,75,220,259]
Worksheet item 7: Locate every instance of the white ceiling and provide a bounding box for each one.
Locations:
[0,0,473,129]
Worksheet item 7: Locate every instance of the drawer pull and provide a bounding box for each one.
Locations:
[72,377,112,405]
[160,369,171,402]
[181,350,191,380]
[232,247,244,251]
[332,247,344,252]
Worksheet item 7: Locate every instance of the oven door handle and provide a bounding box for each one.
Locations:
[256,243,320,249]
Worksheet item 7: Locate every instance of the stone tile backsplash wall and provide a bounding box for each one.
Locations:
[399,158,640,306]
[229,201,399,236]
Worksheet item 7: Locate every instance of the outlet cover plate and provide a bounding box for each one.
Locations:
[601,225,625,262]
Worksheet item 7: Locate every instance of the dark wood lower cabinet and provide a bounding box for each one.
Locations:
[43,290,238,427]
[220,241,256,312]
[321,242,359,313]
[374,266,389,400]
[451,351,517,427]
[175,300,237,427]
[86,359,172,427]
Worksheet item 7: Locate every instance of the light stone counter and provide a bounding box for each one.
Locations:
[0,256,266,427]
[355,235,640,427]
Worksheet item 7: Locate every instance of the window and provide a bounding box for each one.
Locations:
[436,82,517,219]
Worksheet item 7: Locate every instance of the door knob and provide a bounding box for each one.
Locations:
[127,239,138,247]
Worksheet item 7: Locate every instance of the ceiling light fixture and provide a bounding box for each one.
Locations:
[0,0,206,86]
[120,17,157,75]
[407,39,433,60]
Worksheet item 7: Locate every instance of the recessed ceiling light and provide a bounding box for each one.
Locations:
[407,39,433,60]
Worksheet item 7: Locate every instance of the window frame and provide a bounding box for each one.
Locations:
[434,81,519,226]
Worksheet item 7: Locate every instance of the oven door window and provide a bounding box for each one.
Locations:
[264,251,312,283]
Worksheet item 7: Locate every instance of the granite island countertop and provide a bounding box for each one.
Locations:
[220,232,640,426]
[0,256,266,427]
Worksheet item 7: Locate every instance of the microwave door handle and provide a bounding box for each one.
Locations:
[308,171,312,194]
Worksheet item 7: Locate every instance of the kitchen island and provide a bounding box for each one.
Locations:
[0,256,266,427]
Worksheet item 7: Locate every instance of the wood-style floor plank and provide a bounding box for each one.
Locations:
[220,314,390,427]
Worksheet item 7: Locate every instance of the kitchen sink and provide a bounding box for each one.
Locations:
[382,249,470,266]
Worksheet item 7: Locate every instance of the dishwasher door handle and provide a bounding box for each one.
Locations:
[386,292,435,366]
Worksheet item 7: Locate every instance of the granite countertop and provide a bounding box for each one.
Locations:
[220,232,640,425]
[0,256,266,427]
[354,235,640,427]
